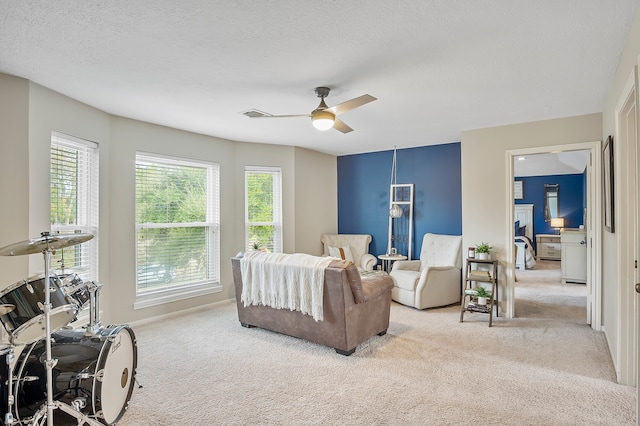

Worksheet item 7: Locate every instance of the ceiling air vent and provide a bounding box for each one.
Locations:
[242,109,273,118]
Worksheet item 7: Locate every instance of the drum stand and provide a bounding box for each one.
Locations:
[35,238,103,426]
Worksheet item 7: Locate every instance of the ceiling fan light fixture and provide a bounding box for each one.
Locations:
[311,109,335,131]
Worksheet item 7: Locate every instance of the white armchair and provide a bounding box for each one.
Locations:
[390,233,462,309]
[321,234,377,272]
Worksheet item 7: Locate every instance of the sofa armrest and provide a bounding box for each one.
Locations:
[391,259,421,272]
[360,253,376,271]
[415,265,461,298]
[360,274,394,302]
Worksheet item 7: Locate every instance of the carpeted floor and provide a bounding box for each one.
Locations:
[113,261,634,425]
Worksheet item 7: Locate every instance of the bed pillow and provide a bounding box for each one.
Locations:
[514,220,520,236]
[328,246,354,263]
[516,225,527,237]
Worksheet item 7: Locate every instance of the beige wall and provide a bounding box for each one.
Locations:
[27,82,112,291]
[293,147,337,255]
[0,75,338,325]
[600,5,640,380]
[0,74,29,284]
[461,113,602,314]
[232,141,296,254]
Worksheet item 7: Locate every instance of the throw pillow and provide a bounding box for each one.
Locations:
[328,245,354,263]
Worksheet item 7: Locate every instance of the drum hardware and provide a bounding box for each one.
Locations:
[0,232,104,426]
[85,281,103,335]
[71,397,87,411]
[4,347,15,426]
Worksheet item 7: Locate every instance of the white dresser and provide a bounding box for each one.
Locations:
[536,234,561,260]
[561,229,587,284]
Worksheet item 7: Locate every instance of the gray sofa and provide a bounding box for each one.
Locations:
[231,256,393,355]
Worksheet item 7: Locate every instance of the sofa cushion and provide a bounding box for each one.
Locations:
[328,245,354,263]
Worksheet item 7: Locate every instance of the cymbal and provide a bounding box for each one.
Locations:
[0,233,94,256]
[0,304,15,315]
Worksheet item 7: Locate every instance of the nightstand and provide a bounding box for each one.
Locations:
[536,234,561,260]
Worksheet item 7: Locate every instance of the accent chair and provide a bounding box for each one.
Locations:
[389,233,463,309]
[321,234,377,272]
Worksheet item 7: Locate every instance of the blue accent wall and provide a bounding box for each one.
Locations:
[515,173,585,238]
[337,143,462,260]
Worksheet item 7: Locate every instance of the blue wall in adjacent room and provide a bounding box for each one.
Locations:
[337,143,462,261]
[515,173,585,238]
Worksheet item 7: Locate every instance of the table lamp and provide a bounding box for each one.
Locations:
[550,217,565,234]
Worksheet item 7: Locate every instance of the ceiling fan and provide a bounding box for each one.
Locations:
[242,87,376,133]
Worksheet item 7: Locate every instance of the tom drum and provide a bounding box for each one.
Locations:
[0,275,77,345]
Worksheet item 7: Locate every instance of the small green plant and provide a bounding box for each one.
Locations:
[475,242,492,254]
[475,285,491,298]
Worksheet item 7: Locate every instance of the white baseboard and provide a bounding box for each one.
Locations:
[127,298,235,328]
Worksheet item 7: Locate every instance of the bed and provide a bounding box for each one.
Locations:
[514,204,537,269]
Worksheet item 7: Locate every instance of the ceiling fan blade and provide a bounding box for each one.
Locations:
[327,94,376,116]
[333,118,353,134]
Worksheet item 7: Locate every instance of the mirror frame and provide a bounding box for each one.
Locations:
[544,183,559,222]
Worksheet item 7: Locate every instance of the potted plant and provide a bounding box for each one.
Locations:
[475,242,492,260]
[474,285,491,306]
[249,238,262,252]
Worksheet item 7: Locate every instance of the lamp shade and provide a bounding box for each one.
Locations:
[389,204,403,218]
[550,217,565,228]
[311,110,335,130]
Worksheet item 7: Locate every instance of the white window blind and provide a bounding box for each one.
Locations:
[135,153,220,305]
[50,132,99,282]
[245,166,282,253]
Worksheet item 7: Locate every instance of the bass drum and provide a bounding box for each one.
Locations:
[15,325,137,425]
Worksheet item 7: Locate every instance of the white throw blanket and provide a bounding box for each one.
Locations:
[240,251,334,321]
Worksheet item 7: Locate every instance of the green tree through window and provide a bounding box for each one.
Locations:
[245,167,282,252]
[136,155,219,293]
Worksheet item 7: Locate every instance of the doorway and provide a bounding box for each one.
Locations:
[513,151,589,322]
[505,142,602,329]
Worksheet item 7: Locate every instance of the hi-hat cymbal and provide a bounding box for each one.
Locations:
[0,233,94,256]
[0,304,15,315]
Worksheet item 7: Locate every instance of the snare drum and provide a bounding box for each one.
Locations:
[0,275,78,345]
[14,325,137,425]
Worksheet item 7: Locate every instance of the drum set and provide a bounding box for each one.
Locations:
[0,232,137,426]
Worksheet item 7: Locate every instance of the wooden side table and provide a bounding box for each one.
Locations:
[378,254,407,272]
[460,258,498,327]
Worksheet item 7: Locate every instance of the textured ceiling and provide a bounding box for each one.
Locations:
[0,1,637,156]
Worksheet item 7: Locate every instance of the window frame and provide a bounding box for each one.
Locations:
[50,131,99,283]
[134,152,221,309]
[244,166,283,253]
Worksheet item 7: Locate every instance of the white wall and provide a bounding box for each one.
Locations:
[460,113,602,315]
[0,75,338,325]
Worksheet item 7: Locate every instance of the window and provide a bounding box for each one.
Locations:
[50,132,99,282]
[135,153,220,308]
[245,167,282,253]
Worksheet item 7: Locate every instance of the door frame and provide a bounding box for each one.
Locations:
[504,142,602,327]
[615,65,639,387]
